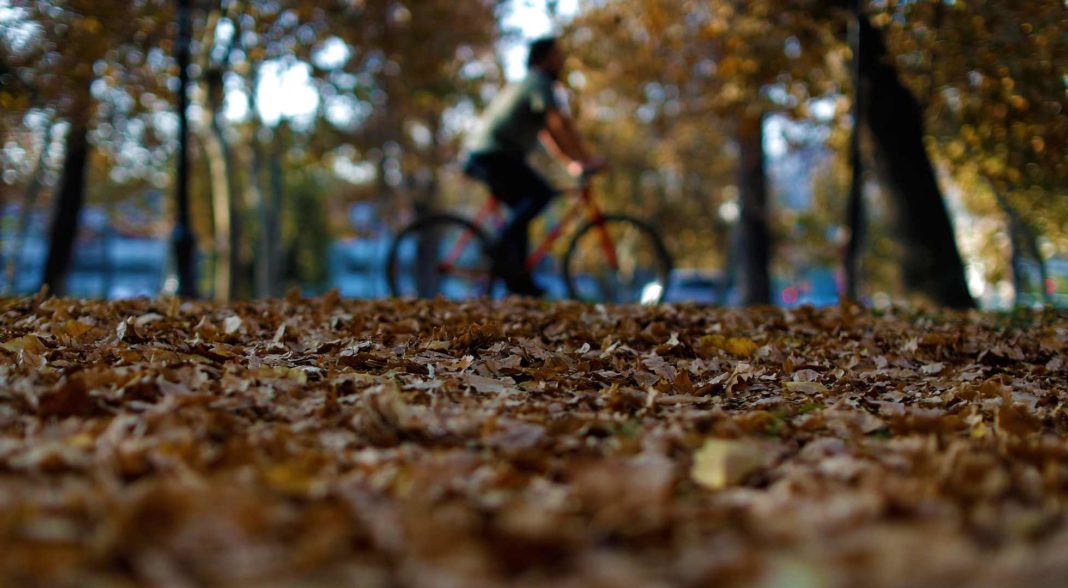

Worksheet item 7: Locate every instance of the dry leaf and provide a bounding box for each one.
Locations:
[223,315,243,335]
[2,335,46,354]
[784,381,828,395]
[460,373,518,394]
[0,295,1063,587]
[700,334,759,358]
[691,439,769,490]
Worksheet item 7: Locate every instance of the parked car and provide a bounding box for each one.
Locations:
[777,267,840,307]
[8,234,166,298]
[664,269,729,305]
[328,237,391,298]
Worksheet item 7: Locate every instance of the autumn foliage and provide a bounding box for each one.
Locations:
[1,295,1067,586]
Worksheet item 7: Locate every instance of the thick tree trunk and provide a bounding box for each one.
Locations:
[860,17,974,308]
[42,105,90,296]
[172,0,199,298]
[736,114,771,306]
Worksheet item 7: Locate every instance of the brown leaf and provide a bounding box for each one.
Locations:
[485,419,546,451]
[2,335,46,354]
[997,402,1041,437]
[38,378,95,418]
[459,373,518,395]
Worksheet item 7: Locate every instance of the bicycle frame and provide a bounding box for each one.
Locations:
[439,174,620,276]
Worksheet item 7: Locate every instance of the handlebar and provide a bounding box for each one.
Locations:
[579,168,601,184]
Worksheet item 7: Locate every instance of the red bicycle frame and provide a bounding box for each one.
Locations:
[439,175,620,276]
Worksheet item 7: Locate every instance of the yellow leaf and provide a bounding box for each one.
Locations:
[726,337,759,357]
[2,335,46,354]
[64,320,92,338]
[253,366,308,384]
[783,381,827,395]
[65,432,96,450]
[83,16,102,34]
[263,463,322,497]
[699,335,759,358]
[691,439,768,490]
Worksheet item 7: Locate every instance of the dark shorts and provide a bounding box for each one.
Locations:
[462,151,556,208]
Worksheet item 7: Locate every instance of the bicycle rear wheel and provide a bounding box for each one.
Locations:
[386,214,494,299]
[563,215,673,304]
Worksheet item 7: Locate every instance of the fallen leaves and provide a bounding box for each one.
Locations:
[783,380,828,395]
[223,314,243,335]
[1,334,46,354]
[700,334,761,358]
[0,295,1066,586]
[36,376,96,418]
[997,401,1043,437]
[691,438,770,490]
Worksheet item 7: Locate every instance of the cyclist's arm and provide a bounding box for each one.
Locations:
[539,127,571,164]
[541,107,590,170]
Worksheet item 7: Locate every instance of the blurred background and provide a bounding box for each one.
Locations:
[1,0,1065,308]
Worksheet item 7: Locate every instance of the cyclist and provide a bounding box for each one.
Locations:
[463,36,605,297]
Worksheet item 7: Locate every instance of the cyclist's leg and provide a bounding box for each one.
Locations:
[493,162,554,295]
[465,153,555,295]
[499,182,553,266]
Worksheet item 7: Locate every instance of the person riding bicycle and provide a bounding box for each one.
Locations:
[463,36,605,297]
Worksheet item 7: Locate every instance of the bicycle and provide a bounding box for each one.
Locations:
[386,170,673,304]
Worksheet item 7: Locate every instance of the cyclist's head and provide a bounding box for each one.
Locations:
[527,36,563,77]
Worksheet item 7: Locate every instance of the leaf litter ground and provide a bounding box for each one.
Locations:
[1,293,1067,587]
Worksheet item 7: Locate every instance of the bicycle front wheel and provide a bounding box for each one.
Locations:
[563,215,673,304]
[386,214,494,300]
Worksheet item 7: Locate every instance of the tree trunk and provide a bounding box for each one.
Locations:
[415,119,443,297]
[202,70,242,302]
[42,101,91,296]
[4,120,55,294]
[736,113,771,306]
[843,0,866,300]
[199,5,241,302]
[239,63,274,299]
[859,17,974,308]
[101,204,114,298]
[413,179,438,297]
[994,190,1051,307]
[172,0,199,298]
[266,128,285,296]
[1025,225,1052,307]
[248,128,271,298]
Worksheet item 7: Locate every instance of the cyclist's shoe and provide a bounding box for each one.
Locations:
[489,242,544,298]
[488,243,515,278]
[505,271,545,298]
